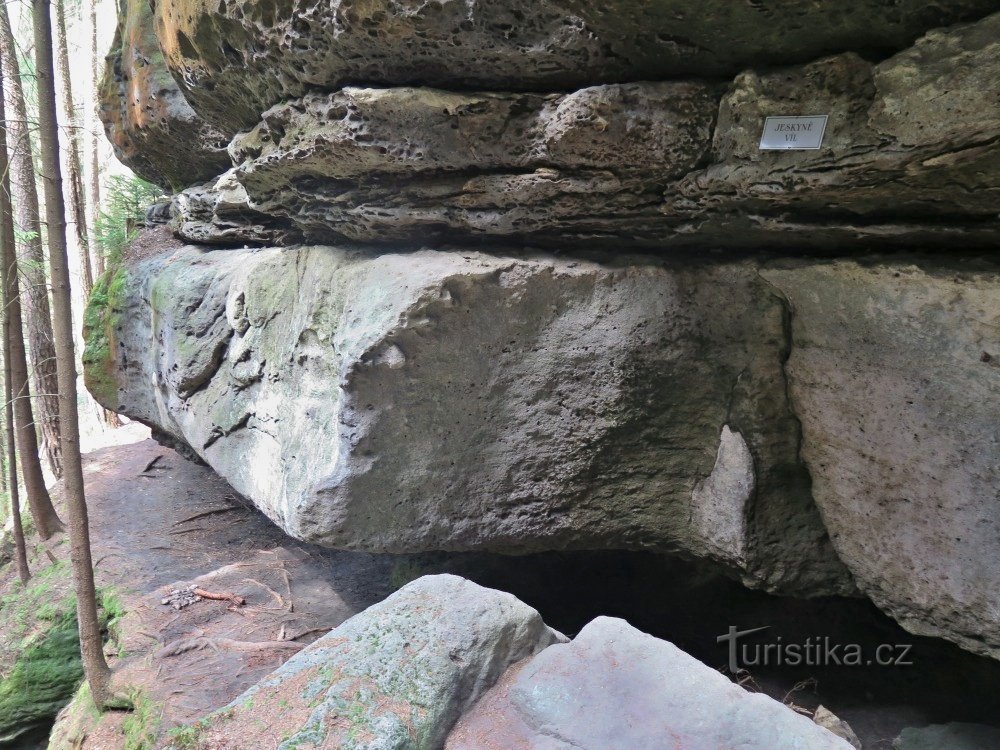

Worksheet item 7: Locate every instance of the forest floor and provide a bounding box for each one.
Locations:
[33,429,396,748]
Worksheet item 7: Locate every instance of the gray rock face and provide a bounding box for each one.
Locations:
[98,0,230,190]
[446,616,855,750]
[893,722,1000,750]
[175,13,1000,249]
[86,242,1000,659]
[152,0,997,133]
[172,170,295,246]
[763,260,1000,661]
[189,575,563,749]
[84,241,852,597]
[665,14,1000,248]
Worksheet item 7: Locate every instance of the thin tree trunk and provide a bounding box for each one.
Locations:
[87,0,102,277]
[33,0,111,705]
[0,0,63,479]
[1,128,30,582]
[53,0,93,300]
[0,55,63,540]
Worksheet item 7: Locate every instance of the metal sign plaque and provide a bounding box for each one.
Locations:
[759,115,828,150]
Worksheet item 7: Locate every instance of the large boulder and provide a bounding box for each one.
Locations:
[84,243,1000,659]
[98,0,231,190]
[763,259,1000,661]
[150,0,998,132]
[183,575,563,749]
[446,616,855,750]
[178,13,1000,250]
[83,241,853,598]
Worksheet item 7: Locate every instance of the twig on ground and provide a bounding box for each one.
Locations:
[288,627,332,642]
[169,526,206,536]
[279,563,294,612]
[193,587,246,606]
[171,507,238,526]
[140,455,164,475]
[159,636,304,657]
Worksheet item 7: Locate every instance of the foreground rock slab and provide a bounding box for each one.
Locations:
[181,577,856,749]
[184,575,562,749]
[84,242,852,597]
[447,616,854,750]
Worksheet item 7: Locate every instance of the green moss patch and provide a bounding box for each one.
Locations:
[0,559,124,744]
[0,608,83,743]
[83,266,129,408]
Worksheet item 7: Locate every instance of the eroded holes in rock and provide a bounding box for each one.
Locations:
[175,30,198,59]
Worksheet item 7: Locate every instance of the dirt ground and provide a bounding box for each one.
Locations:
[59,429,395,747]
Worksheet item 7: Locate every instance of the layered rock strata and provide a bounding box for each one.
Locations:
[164,12,1000,250]
[91,0,1000,663]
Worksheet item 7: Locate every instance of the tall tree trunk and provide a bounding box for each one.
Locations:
[53,0,93,300]
[3,359,30,585]
[33,0,111,705]
[86,0,102,276]
[0,0,64,479]
[1,113,30,582]
[0,49,63,541]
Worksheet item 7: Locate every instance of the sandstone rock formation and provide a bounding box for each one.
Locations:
[99,0,230,189]
[159,12,1000,249]
[151,0,997,134]
[447,616,854,750]
[182,576,854,749]
[187,575,563,749]
[92,0,1000,666]
[84,243,853,598]
[763,260,1000,660]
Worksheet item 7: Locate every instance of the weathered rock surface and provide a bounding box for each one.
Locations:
[763,259,1000,661]
[187,575,563,749]
[171,170,296,246]
[151,0,998,133]
[174,13,1000,249]
[446,616,855,750]
[813,706,863,750]
[85,243,1000,659]
[183,578,860,749]
[99,0,230,190]
[665,14,1000,249]
[83,241,853,597]
[893,722,1000,750]
[214,82,716,247]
